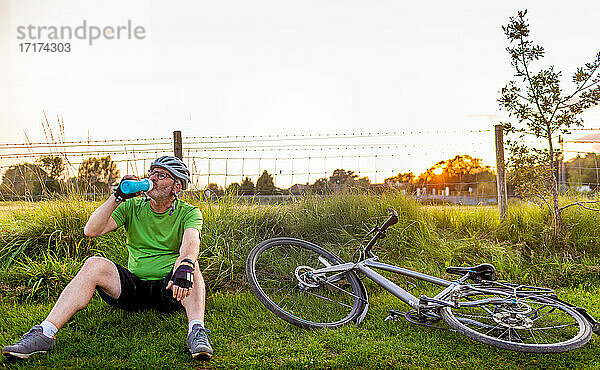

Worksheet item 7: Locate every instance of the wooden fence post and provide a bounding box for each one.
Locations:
[495,125,508,219]
[173,131,183,160]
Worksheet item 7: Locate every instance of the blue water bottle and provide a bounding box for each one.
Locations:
[119,178,154,194]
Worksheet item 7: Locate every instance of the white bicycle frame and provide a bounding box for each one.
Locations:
[312,257,459,311]
[309,256,531,322]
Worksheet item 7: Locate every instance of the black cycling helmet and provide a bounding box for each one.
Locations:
[150,156,190,190]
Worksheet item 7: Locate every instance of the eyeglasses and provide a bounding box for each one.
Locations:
[148,170,174,180]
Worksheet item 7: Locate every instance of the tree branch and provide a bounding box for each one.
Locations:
[559,200,600,211]
[531,193,554,214]
[556,82,600,109]
[571,62,600,98]
[555,59,600,113]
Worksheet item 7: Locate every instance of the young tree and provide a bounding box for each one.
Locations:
[37,156,66,193]
[309,178,329,194]
[75,155,120,192]
[37,156,65,180]
[205,183,225,197]
[329,169,357,185]
[499,10,600,233]
[385,172,416,186]
[256,170,276,195]
[1,163,52,199]
[226,182,241,195]
[385,172,416,194]
[355,176,371,189]
[240,177,255,195]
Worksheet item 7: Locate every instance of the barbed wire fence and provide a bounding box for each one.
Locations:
[559,128,600,191]
[1,128,502,204]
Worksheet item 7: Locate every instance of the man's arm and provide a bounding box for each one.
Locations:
[84,175,140,237]
[166,227,201,301]
[83,194,120,237]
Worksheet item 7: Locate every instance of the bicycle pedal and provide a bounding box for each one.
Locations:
[385,309,404,322]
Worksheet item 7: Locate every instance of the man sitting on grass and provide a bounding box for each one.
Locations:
[2,156,213,360]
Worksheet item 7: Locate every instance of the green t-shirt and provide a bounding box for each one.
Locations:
[111,198,203,280]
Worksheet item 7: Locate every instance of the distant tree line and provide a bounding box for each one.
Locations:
[3,153,599,200]
[0,155,120,200]
[384,154,497,196]
[206,170,279,196]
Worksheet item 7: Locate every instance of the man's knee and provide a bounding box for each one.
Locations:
[80,257,117,282]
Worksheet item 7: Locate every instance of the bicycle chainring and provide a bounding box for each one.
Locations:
[404,310,443,327]
[385,309,448,330]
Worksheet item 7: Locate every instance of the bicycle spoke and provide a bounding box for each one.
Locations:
[529,306,556,322]
[320,277,366,302]
[264,279,296,297]
[302,289,354,309]
[512,328,523,343]
[291,290,307,311]
[277,287,296,309]
[530,323,579,331]
[500,327,510,341]
[484,324,503,336]
[528,328,539,344]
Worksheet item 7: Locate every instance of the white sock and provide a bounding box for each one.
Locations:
[40,320,58,338]
[188,320,205,333]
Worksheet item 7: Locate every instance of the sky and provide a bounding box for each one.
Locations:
[0,0,599,187]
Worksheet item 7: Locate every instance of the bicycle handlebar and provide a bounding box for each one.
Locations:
[364,208,399,253]
[381,208,399,231]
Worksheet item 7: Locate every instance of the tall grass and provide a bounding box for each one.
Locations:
[1,192,600,303]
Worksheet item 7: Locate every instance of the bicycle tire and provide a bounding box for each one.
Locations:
[246,237,367,328]
[441,284,592,353]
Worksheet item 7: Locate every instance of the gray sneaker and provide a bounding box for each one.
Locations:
[2,326,55,359]
[187,324,213,359]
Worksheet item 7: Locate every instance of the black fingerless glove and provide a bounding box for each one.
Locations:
[172,264,194,289]
[114,179,137,203]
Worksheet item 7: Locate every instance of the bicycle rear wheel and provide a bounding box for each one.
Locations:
[441,283,592,353]
[246,237,367,328]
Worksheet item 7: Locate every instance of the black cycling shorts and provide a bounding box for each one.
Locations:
[96,262,183,313]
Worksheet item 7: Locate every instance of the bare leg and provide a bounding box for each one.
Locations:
[181,265,206,323]
[45,257,121,330]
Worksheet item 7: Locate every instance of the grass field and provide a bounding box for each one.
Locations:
[1,193,600,368]
[2,288,599,369]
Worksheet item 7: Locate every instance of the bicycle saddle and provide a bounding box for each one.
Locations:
[445,263,496,282]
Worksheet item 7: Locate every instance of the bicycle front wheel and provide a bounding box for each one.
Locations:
[246,237,367,328]
[441,284,592,353]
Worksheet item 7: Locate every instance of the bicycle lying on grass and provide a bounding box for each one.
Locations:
[246,209,600,353]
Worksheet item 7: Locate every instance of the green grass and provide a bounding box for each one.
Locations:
[1,193,600,368]
[1,287,599,369]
